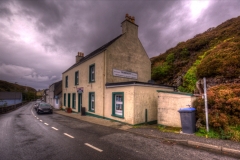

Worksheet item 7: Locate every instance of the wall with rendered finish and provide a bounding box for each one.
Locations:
[105,86,134,124]
[157,91,196,127]
[62,52,105,116]
[105,21,151,83]
[133,86,174,124]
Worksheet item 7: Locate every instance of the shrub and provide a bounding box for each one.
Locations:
[194,83,240,141]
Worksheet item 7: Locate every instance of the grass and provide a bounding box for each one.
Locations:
[195,128,219,139]
[195,126,240,141]
[158,125,181,133]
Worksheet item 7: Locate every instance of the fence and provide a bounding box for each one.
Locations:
[0,101,28,114]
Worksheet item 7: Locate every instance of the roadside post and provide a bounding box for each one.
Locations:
[203,77,209,132]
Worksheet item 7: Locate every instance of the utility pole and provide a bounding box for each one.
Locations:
[203,77,209,132]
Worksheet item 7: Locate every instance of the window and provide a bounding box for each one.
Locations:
[65,76,68,88]
[68,93,71,107]
[112,92,124,118]
[64,94,66,106]
[75,71,79,85]
[72,93,76,109]
[89,64,95,82]
[56,98,58,104]
[88,92,95,112]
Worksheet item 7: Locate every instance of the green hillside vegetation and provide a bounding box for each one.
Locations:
[151,16,240,93]
[0,80,37,101]
[151,16,240,141]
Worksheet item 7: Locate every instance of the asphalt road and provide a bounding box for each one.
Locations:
[0,102,236,160]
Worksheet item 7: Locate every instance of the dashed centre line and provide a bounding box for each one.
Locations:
[64,133,74,138]
[52,127,58,130]
[44,123,49,125]
[40,120,42,122]
[85,143,103,152]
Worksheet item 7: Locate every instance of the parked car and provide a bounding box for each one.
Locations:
[36,103,53,114]
[34,102,41,110]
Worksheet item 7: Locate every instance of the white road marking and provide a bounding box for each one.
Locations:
[52,127,58,130]
[40,120,42,122]
[64,133,74,138]
[37,118,39,119]
[84,143,103,152]
[44,123,49,125]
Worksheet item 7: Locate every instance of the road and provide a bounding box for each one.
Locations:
[0,102,236,160]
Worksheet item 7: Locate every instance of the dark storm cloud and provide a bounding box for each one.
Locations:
[0,0,240,89]
[17,0,65,30]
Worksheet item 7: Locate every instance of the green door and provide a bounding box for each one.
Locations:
[68,93,71,107]
[78,93,82,112]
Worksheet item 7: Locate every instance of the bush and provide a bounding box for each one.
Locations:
[194,83,240,141]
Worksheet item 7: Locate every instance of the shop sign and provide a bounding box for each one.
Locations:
[113,69,137,79]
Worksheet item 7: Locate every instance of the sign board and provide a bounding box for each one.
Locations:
[77,87,84,93]
[113,69,138,79]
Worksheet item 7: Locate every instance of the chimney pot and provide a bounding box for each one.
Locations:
[76,52,84,63]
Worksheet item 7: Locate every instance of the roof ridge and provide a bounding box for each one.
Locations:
[63,34,122,74]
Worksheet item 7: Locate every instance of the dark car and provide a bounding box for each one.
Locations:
[34,102,43,110]
[36,103,53,114]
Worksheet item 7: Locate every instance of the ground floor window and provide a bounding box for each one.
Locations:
[64,94,66,106]
[56,98,58,104]
[112,92,124,118]
[72,93,76,109]
[89,92,95,112]
[68,93,71,107]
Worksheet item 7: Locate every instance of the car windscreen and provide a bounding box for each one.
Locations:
[39,104,51,108]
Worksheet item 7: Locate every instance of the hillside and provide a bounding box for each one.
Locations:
[0,80,36,93]
[151,16,240,93]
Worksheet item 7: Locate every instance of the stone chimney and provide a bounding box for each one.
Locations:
[121,14,138,37]
[76,52,84,63]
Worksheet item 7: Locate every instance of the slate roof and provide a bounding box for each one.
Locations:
[63,34,123,73]
[0,92,22,99]
[54,80,62,96]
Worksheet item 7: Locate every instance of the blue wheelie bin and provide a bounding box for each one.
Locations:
[178,108,196,134]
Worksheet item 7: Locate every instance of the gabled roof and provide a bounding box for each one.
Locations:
[63,34,123,73]
[54,80,62,96]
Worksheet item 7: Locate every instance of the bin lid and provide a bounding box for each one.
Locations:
[178,107,196,113]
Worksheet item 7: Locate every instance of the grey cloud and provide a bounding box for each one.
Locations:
[17,0,65,30]
[1,0,240,90]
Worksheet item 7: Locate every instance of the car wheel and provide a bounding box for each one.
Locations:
[37,110,40,114]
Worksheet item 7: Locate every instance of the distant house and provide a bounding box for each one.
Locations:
[0,92,22,106]
[43,89,49,102]
[62,14,174,125]
[54,81,62,109]
[47,81,62,109]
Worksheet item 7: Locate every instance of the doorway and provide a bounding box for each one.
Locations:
[78,93,82,112]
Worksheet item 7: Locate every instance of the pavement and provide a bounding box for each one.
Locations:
[54,109,240,159]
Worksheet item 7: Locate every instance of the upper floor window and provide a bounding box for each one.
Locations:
[89,64,95,83]
[75,71,79,85]
[65,76,68,88]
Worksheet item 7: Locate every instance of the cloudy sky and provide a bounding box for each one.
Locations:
[0,0,240,90]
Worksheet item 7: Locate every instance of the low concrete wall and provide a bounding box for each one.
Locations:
[157,90,196,127]
[0,102,28,114]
